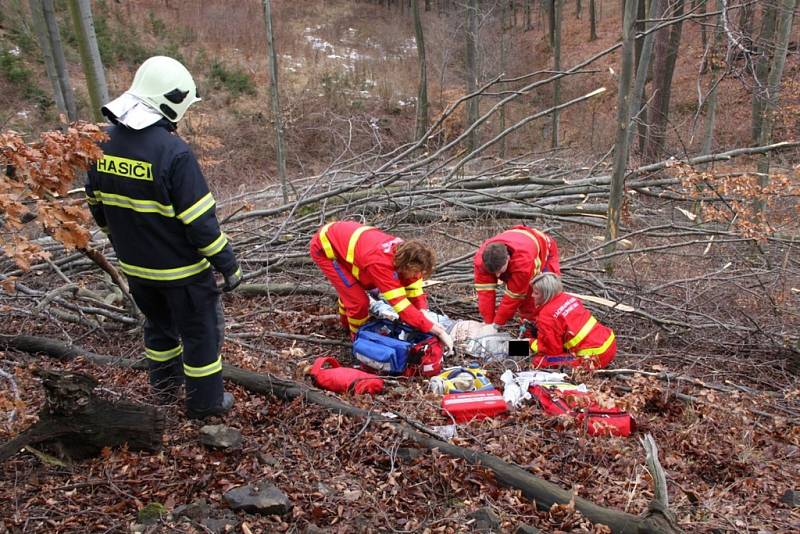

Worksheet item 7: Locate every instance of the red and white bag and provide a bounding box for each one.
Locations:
[529,384,635,437]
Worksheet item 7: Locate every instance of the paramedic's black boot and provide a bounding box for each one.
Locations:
[186,392,235,420]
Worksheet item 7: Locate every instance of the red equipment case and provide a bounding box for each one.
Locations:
[441,390,508,423]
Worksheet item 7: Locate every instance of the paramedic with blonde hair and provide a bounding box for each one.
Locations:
[528,273,616,369]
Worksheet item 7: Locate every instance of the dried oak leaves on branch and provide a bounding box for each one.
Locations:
[0,123,107,271]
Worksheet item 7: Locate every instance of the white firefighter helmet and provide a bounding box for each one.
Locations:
[126,56,201,123]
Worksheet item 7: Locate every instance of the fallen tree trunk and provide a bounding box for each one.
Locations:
[0,368,164,462]
[2,335,681,533]
[237,283,336,297]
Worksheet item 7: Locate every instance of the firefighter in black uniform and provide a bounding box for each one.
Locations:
[86,56,241,419]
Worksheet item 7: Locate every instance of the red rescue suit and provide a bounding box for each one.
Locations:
[310,221,433,336]
[473,226,560,326]
[529,292,616,369]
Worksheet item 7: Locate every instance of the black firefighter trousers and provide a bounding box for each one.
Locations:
[129,272,225,412]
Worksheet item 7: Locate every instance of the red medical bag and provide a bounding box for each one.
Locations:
[529,384,635,437]
[441,390,508,423]
[309,357,384,395]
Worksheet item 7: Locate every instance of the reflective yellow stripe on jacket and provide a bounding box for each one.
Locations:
[505,288,527,299]
[92,191,175,217]
[575,332,616,358]
[565,316,597,350]
[198,233,228,257]
[405,278,424,298]
[120,258,211,281]
[508,228,543,274]
[177,192,215,224]
[319,223,374,280]
[382,287,412,314]
[474,283,497,292]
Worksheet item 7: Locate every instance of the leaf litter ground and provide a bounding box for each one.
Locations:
[1,294,798,533]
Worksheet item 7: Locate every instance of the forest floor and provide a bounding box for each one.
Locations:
[1,287,798,533]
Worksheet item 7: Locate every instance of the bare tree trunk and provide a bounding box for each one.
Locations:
[755,0,797,211]
[41,0,77,120]
[465,0,479,152]
[627,0,661,152]
[28,0,66,115]
[263,0,289,203]
[412,0,429,141]
[604,0,639,274]
[499,0,509,158]
[525,0,532,29]
[552,0,562,148]
[589,0,598,40]
[751,0,779,144]
[576,0,582,18]
[634,0,646,71]
[700,0,724,159]
[696,0,707,50]
[548,0,556,46]
[66,0,108,121]
[644,0,685,162]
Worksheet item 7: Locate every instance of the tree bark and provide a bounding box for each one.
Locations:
[755,0,797,212]
[751,0,779,144]
[28,0,67,115]
[589,0,598,40]
[263,0,289,203]
[41,0,77,120]
[0,369,164,462]
[604,0,639,274]
[627,0,661,152]
[499,0,510,158]
[644,0,685,162]
[464,0,480,152]
[525,0,533,29]
[551,0,562,148]
[3,335,681,534]
[412,0,429,141]
[700,0,724,159]
[66,0,108,122]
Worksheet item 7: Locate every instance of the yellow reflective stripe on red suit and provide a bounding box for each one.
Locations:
[504,288,527,299]
[508,228,543,274]
[347,315,369,333]
[474,283,497,291]
[575,331,616,357]
[319,222,336,260]
[346,226,373,279]
[565,315,597,349]
[405,278,424,298]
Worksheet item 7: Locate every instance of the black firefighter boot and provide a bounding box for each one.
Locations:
[186,373,234,420]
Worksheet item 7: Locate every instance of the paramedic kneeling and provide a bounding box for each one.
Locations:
[528,273,616,369]
[309,221,453,352]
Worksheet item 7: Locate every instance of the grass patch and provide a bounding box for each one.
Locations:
[0,46,49,107]
[209,61,256,98]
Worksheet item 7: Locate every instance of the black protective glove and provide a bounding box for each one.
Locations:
[222,265,243,292]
